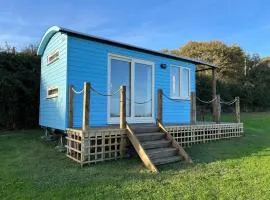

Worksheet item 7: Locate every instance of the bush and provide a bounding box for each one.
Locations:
[0,52,40,129]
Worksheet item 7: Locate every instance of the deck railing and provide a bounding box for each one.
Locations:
[68,82,241,130]
[66,82,243,166]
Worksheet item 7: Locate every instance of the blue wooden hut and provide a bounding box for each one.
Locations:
[37,26,215,131]
[37,26,244,171]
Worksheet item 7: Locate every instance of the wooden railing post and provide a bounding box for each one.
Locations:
[157,89,163,123]
[68,85,74,128]
[235,97,240,123]
[120,85,126,129]
[212,68,217,122]
[190,92,196,124]
[82,82,90,131]
[216,94,221,123]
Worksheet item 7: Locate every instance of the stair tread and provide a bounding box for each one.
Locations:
[136,132,164,136]
[141,139,170,145]
[133,126,160,133]
[136,132,165,141]
[146,147,177,154]
[141,139,171,150]
[152,155,181,165]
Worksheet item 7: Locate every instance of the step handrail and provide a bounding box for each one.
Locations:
[126,123,158,173]
[156,119,193,163]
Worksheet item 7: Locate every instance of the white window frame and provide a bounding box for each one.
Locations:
[47,49,59,65]
[107,53,155,124]
[46,87,59,99]
[170,65,191,100]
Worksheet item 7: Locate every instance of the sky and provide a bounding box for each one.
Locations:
[0,0,269,57]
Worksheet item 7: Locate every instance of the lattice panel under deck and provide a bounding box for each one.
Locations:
[66,128,127,165]
[66,129,83,163]
[165,123,244,147]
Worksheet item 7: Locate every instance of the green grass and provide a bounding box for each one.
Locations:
[1,112,270,199]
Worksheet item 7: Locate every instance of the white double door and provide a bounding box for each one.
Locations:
[108,54,155,124]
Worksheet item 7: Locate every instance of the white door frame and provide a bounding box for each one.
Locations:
[107,53,155,124]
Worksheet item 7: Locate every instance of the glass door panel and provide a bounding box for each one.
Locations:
[134,63,152,117]
[110,59,131,117]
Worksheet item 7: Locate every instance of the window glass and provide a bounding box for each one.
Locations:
[171,66,190,98]
[134,63,152,117]
[171,67,180,97]
[47,50,59,64]
[47,87,58,98]
[110,59,131,117]
[182,68,190,98]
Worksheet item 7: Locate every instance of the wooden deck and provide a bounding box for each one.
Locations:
[66,122,243,167]
[65,79,243,170]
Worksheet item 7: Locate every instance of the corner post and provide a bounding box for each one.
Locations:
[68,85,74,128]
[120,85,126,129]
[82,82,90,131]
[235,97,240,123]
[157,89,163,123]
[190,92,196,124]
[212,68,217,122]
[216,94,221,123]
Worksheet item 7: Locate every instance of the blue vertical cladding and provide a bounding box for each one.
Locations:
[67,36,195,127]
[39,32,68,130]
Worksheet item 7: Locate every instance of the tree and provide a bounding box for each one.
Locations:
[163,41,270,112]
[166,41,246,84]
[0,44,40,129]
[21,44,38,56]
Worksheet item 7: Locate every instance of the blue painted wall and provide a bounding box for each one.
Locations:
[39,32,68,130]
[67,36,195,127]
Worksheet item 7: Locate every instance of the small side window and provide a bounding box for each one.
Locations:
[47,87,58,98]
[170,66,190,99]
[47,50,59,65]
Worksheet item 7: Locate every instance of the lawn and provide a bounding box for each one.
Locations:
[1,112,270,200]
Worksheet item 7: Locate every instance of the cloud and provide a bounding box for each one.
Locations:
[108,22,173,48]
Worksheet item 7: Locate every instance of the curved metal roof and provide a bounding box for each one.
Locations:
[37,26,60,56]
[37,26,215,68]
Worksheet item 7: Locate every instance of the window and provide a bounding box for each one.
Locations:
[170,66,190,99]
[108,53,154,123]
[47,87,59,98]
[47,49,59,64]
[110,58,131,117]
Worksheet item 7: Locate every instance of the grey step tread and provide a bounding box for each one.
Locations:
[152,155,181,165]
[141,139,171,149]
[147,147,178,159]
[133,126,160,134]
[146,147,177,155]
[136,132,165,141]
[135,131,163,135]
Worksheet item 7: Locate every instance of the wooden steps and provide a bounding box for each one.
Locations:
[126,122,192,172]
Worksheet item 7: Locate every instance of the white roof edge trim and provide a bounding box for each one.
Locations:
[37,26,61,56]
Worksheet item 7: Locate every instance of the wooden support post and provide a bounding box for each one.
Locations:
[190,92,196,124]
[82,82,90,131]
[68,85,74,128]
[235,97,240,123]
[120,85,126,129]
[212,68,217,122]
[216,94,221,123]
[157,89,163,123]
